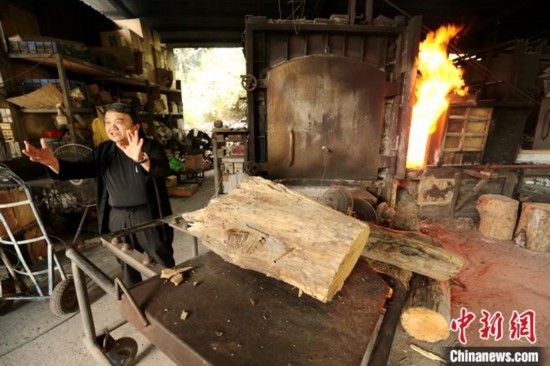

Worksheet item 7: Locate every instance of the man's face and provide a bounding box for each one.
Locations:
[104,111,139,144]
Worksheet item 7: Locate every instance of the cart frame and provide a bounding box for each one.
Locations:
[65,216,198,365]
[0,164,68,308]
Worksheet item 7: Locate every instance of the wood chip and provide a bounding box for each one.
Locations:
[249,298,256,306]
[180,310,189,320]
[161,266,194,280]
[298,289,303,298]
[193,281,200,287]
[409,344,446,363]
[170,273,184,286]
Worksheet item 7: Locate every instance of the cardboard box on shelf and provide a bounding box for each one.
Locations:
[90,46,140,73]
[142,43,154,66]
[121,91,148,105]
[100,29,143,50]
[153,49,167,69]
[153,98,168,114]
[140,62,156,83]
[114,18,153,46]
[155,68,173,88]
[152,30,162,51]
[99,90,113,104]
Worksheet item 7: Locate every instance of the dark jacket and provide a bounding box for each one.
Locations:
[51,139,174,246]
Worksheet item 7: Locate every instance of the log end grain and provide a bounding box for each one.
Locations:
[400,307,450,342]
[476,194,519,241]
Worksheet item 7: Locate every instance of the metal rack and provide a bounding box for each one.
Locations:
[0,164,69,313]
[212,128,248,196]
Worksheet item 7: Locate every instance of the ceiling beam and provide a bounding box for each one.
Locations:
[159,30,243,43]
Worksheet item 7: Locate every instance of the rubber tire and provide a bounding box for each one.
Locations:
[49,278,78,317]
[106,337,138,366]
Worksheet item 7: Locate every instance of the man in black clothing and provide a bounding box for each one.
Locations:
[22,103,175,286]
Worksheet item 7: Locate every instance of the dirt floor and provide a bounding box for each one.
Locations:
[388,217,550,365]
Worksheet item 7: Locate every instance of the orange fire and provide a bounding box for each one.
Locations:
[405,25,468,170]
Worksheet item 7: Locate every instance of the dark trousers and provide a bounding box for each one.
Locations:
[108,205,175,287]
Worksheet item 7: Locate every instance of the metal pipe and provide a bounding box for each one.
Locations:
[66,247,117,297]
[0,245,28,293]
[72,260,113,365]
[368,275,408,366]
[100,238,162,278]
[0,214,43,295]
[72,261,97,342]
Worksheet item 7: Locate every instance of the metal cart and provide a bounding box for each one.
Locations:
[66,215,406,365]
[0,164,77,316]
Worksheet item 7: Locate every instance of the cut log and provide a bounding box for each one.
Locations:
[181,176,370,303]
[514,202,550,252]
[400,275,451,343]
[475,194,519,240]
[362,225,463,281]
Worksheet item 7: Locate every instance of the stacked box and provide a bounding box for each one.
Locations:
[100,29,143,50]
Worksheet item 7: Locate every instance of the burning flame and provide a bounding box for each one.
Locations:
[405,25,468,170]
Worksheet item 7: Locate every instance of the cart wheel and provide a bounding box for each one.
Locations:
[105,337,138,366]
[0,278,15,315]
[50,278,78,317]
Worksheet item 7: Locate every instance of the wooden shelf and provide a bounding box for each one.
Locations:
[21,107,94,114]
[8,52,181,92]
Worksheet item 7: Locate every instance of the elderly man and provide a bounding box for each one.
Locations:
[23,102,174,286]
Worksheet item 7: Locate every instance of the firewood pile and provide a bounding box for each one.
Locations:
[476,194,550,252]
[181,176,465,343]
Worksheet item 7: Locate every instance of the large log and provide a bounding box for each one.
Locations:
[514,202,550,251]
[475,194,519,240]
[400,275,451,342]
[361,225,463,281]
[182,176,370,303]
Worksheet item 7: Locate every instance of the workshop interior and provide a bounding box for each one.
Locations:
[1,0,549,365]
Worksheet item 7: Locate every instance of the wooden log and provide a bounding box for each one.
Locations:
[361,225,463,281]
[366,259,413,290]
[475,194,519,240]
[400,275,451,343]
[181,176,370,303]
[514,202,550,251]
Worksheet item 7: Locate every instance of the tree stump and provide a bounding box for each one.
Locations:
[475,194,519,240]
[400,274,451,343]
[182,176,370,303]
[514,202,550,251]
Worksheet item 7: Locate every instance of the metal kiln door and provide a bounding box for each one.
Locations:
[266,56,385,180]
